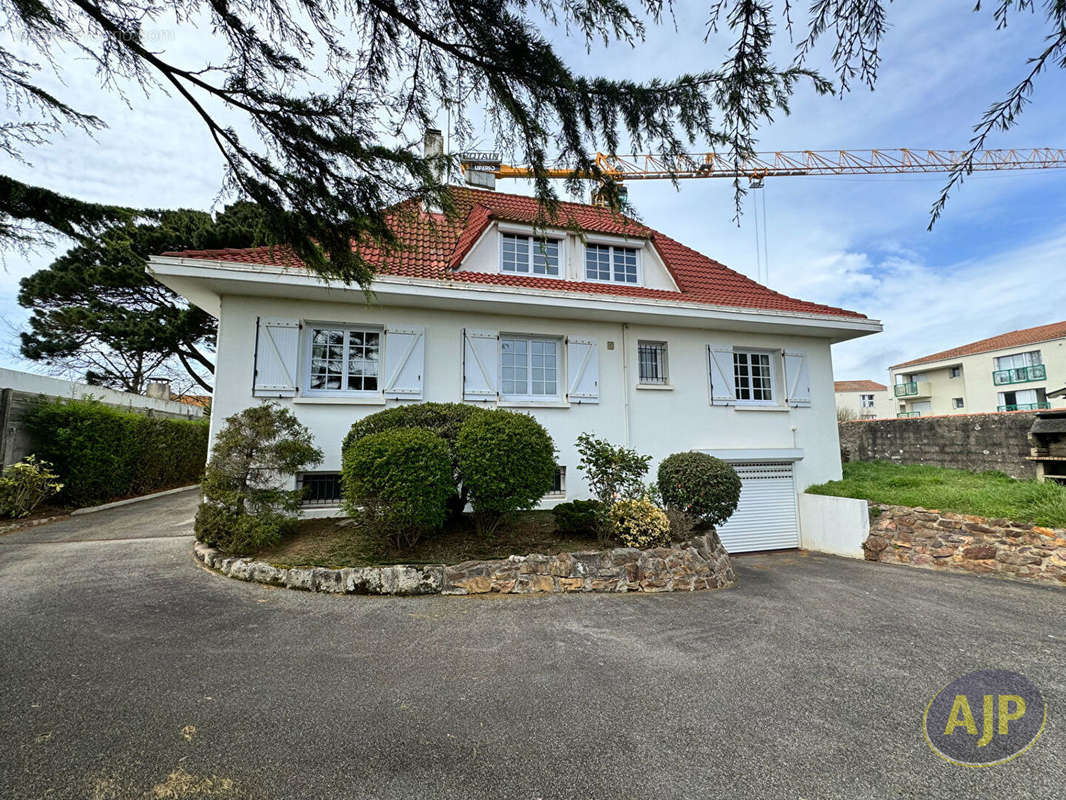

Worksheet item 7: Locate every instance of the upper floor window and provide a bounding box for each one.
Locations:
[994,350,1042,371]
[949,366,961,378]
[860,393,875,408]
[733,350,775,404]
[585,244,638,284]
[500,335,561,401]
[638,341,668,385]
[501,233,560,276]
[307,326,380,394]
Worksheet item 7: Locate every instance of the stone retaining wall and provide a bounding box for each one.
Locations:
[862,503,1066,587]
[194,532,737,595]
[839,412,1037,479]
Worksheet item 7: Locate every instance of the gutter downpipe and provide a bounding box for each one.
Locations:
[621,323,632,447]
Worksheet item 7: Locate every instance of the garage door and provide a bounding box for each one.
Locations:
[715,462,800,553]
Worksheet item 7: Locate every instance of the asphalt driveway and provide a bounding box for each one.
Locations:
[0,491,1062,799]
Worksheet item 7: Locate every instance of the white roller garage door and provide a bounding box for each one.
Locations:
[715,461,800,553]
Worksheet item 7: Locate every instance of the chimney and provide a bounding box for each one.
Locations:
[146,377,172,401]
[423,128,445,185]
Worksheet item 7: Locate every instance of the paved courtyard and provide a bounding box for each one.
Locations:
[1,491,1061,799]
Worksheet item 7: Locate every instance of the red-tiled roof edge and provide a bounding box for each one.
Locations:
[890,320,1066,369]
[834,380,888,392]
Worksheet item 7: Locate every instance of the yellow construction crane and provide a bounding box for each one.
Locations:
[459,148,1066,188]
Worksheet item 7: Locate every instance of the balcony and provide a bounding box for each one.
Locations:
[997,402,1051,412]
[897,411,921,418]
[993,364,1047,385]
[893,381,932,398]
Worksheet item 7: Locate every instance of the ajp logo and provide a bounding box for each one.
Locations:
[923,670,1046,766]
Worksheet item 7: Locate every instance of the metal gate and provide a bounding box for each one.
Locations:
[715,461,800,553]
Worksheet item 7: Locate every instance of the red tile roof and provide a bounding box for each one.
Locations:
[891,320,1066,369]
[834,380,888,393]
[162,187,866,319]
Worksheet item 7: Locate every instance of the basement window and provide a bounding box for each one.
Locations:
[300,472,342,506]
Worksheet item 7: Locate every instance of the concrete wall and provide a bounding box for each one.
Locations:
[890,336,1066,416]
[213,294,845,500]
[0,368,204,467]
[798,494,868,558]
[838,411,1038,479]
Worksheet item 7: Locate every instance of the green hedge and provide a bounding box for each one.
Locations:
[24,398,209,507]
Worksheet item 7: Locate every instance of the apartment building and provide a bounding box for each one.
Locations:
[834,380,892,419]
[889,320,1066,417]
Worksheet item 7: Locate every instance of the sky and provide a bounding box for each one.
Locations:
[1,3,1065,383]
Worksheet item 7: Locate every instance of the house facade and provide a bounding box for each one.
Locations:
[834,379,891,419]
[149,188,880,553]
[889,320,1066,417]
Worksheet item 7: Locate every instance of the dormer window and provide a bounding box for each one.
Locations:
[585,243,639,284]
[501,233,560,276]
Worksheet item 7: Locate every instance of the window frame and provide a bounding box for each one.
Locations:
[637,340,669,386]
[860,393,875,409]
[498,334,564,403]
[732,348,778,406]
[499,232,562,277]
[949,366,961,378]
[583,242,642,285]
[302,323,384,397]
[994,350,1042,370]
[952,397,965,409]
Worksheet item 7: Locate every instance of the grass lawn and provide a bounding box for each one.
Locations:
[806,461,1066,527]
[255,511,601,569]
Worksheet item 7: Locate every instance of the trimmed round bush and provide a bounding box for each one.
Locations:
[610,497,670,549]
[343,403,482,517]
[342,428,454,548]
[657,451,742,528]
[456,409,556,535]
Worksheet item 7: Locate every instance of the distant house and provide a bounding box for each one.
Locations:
[834,380,890,419]
[889,320,1066,417]
[148,186,881,553]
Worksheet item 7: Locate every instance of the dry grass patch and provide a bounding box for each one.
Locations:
[255,511,599,568]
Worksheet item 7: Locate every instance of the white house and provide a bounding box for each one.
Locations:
[148,187,881,553]
[834,379,892,419]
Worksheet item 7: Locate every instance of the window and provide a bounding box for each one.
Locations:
[637,341,668,385]
[307,326,380,393]
[501,233,560,276]
[949,366,961,378]
[500,336,561,401]
[994,350,1042,371]
[300,472,342,505]
[584,244,638,284]
[733,350,775,404]
[952,397,965,409]
[860,393,875,408]
[548,466,566,496]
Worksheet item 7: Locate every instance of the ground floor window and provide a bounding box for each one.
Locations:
[998,388,1047,411]
[500,335,561,401]
[733,350,775,403]
[300,472,342,505]
[638,341,668,385]
[306,326,380,394]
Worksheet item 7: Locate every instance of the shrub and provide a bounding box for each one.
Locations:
[552,499,603,536]
[456,409,556,535]
[575,433,651,506]
[657,451,742,528]
[0,456,63,518]
[195,404,322,554]
[24,398,209,507]
[341,428,454,549]
[610,496,671,549]
[343,402,481,517]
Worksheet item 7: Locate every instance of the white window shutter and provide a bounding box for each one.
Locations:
[784,351,811,407]
[463,329,498,401]
[254,318,300,397]
[383,327,425,399]
[707,346,736,406]
[566,337,599,403]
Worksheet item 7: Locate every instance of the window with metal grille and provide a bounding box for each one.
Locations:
[637,341,668,385]
[548,466,566,496]
[300,472,342,505]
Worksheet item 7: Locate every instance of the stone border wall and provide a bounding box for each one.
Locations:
[838,412,1038,479]
[862,503,1066,587]
[193,532,737,595]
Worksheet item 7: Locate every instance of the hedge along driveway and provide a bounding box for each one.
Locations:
[24,398,209,507]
